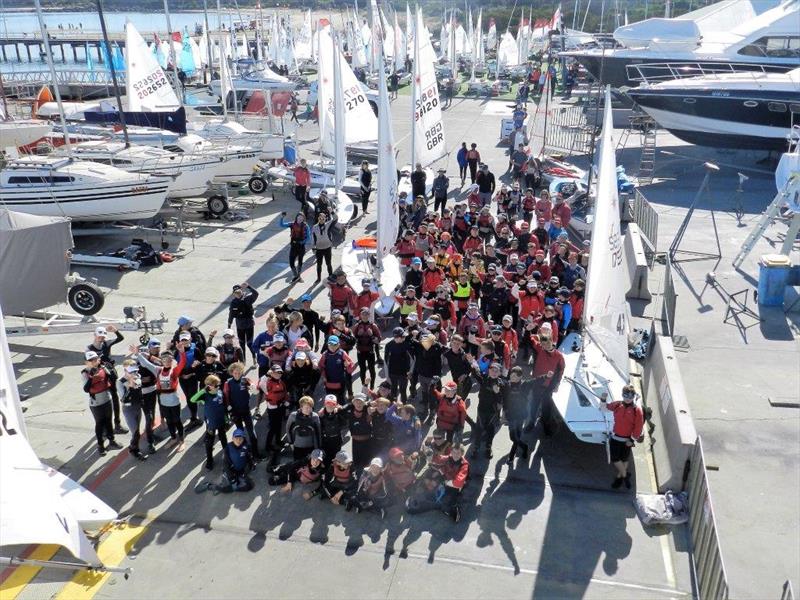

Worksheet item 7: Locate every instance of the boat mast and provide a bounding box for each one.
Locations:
[32,0,70,151]
[203,0,214,84]
[163,0,185,106]
[96,0,130,148]
[410,5,418,169]
[216,0,229,119]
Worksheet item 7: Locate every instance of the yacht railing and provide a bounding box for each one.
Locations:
[626,62,783,85]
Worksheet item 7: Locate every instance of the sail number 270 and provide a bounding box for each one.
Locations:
[344,85,366,111]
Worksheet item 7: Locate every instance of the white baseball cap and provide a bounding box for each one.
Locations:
[94,327,107,337]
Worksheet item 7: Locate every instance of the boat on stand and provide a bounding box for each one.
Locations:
[552,87,633,446]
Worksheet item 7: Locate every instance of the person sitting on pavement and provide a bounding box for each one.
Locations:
[406,443,469,522]
[349,457,392,517]
[268,448,326,499]
[321,450,358,506]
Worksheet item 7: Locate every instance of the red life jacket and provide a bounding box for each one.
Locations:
[385,461,416,491]
[297,465,321,484]
[87,369,110,395]
[290,221,306,242]
[333,463,352,484]
[436,395,465,431]
[264,377,287,407]
[330,284,352,310]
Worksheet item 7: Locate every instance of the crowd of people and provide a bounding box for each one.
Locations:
[79,127,644,523]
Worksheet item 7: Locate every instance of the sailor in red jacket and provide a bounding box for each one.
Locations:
[406,443,469,522]
[328,272,356,321]
[431,380,467,442]
[529,327,565,436]
[602,385,644,489]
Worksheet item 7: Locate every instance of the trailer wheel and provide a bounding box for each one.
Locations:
[67,282,104,316]
[207,195,228,216]
[248,176,267,194]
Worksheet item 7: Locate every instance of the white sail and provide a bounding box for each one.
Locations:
[393,11,405,72]
[317,26,378,159]
[0,306,108,567]
[376,47,401,294]
[475,9,484,63]
[406,4,414,59]
[413,7,446,168]
[584,87,630,381]
[498,30,519,67]
[295,10,312,60]
[487,19,497,50]
[125,22,180,112]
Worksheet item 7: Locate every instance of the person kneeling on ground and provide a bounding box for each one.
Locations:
[196,429,255,495]
[267,448,325,500]
[384,447,419,496]
[321,450,358,506]
[406,443,469,522]
[348,457,392,517]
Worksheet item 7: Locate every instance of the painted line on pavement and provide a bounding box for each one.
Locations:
[0,545,59,600]
[55,524,146,600]
[86,450,129,493]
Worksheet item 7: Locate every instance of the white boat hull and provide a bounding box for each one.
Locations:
[44,465,118,530]
[552,332,624,445]
[0,179,170,222]
[0,121,52,149]
[212,150,260,183]
[267,166,361,196]
[309,188,356,225]
[340,243,400,316]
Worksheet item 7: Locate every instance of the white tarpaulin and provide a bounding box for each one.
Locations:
[126,22,180,112]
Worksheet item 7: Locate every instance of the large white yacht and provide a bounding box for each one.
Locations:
[564,0,799,88]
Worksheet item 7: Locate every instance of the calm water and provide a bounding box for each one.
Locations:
[0,10,259,71]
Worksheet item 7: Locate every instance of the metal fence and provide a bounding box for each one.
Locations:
[543,105,593,157]
[632,189,659,257]
[661,256,677,338]
[687,436,730,600]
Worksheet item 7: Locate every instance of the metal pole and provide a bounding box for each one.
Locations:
[162,0,184,105]
[96,0,129,148]
[410,6,418,169]
[33,0,70,151]
[217,0,228,119]
[203,0,214,84]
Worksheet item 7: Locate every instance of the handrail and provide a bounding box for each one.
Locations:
[625,61,786,85]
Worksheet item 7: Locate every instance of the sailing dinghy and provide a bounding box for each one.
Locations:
[341,41,401,316]
[552,87,631,445]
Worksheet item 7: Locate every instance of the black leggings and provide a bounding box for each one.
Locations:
[389,374,408,403]
[294,185,307,205]
[289,242,305,277]
[89,402,115,448]
[357,349,376,386]
[237,326,255,360]
[468,160,478,184]
[205,425,228,462]
[361,189,371,212]
[434,196,447,215]
[142,391,158,441]
[180,377,199,420]
[459,164,467,181]
[160,403,184,441]
[265,405,286,451]
[315,248,333,279]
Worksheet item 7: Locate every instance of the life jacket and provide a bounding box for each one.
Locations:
[438,216,453,231]
[399,297,419,316]
[264,377,287,407]
[297,464,321,484]
[87,368,110,395]
[452,281,472,307]
[333,463,352,485]
[322,350,347,384]
[330,284,352,310]
[217,343,241,366]
[266,345,290,367]
[158,367,177,393]
[355,290,377,312]
[477,214,492,232]
[370,412,392,441]
[290,222,306,242]
[290,413,317,440]
[353,321,377,352]
[319,409,341,439]
[453,215,469,233]
[385,460,416,491]
[362,473,385,496]
[434,253,449,270]
[432,299,453,322]
[436,396,465,431]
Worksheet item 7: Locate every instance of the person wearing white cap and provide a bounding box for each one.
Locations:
[86,324,127,434]
[207,328,244,370]
[117,359,149,461]
[285,350,320,403]
[81,350,123,456]
[349,457,390,517]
